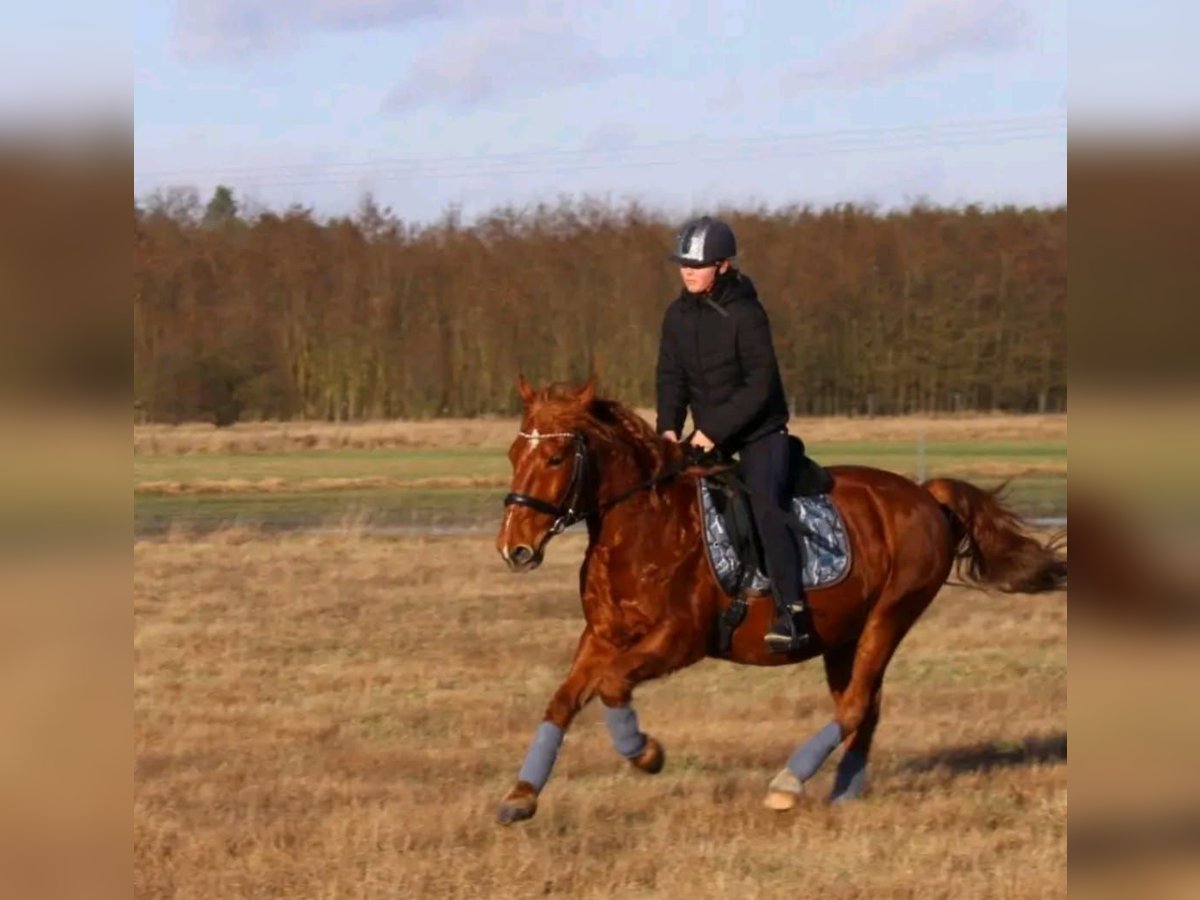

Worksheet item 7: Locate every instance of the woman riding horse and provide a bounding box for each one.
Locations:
[656,215,807,654]
[496,218,1070,825]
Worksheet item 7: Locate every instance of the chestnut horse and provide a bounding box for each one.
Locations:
[494,377,1065,824]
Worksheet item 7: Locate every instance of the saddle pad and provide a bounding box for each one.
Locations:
[699,479,852,595]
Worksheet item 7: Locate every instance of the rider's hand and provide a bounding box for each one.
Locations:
[662,431,679,443]
[690,430,715,451]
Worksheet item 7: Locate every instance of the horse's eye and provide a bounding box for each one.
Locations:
[548,454,565,466]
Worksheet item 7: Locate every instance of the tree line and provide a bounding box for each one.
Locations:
[134,188,1066,423]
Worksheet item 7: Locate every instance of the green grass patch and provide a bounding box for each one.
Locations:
[134,440,1065,486]
[136,487,503,536]
[808,439,1066,459]
[133,438,1065,535]
[805,440,1066,475]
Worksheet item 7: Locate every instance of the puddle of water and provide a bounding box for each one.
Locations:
[137,505,1066,539]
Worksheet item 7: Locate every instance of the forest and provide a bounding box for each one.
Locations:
[134,188,1066,423]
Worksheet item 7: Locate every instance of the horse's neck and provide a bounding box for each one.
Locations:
[588,440,693,556]
[592,436,669,510]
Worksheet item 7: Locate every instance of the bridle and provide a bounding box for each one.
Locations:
[503,429,592,539]
[502,426,719,543]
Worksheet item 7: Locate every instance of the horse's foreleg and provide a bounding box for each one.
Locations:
[597,660,669,776]
[602,704,664,774]
[594,618,706,777]
[496,628,612,825]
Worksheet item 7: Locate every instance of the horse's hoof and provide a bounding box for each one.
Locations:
[829,751,868,804]
[496,801,536,825]
[630,736,665,774]
[495,782,538,825]
[763,768,803,811]
[829,789,867,805]
[829,780,868,805]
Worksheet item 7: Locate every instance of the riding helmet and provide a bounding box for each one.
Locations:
[668,216,737,267]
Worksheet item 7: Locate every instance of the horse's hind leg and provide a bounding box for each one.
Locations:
[825,586,937,801]
[816,642,879,803]
[766,586,933,810]
[830,691,879,803]
[764,643,855,810]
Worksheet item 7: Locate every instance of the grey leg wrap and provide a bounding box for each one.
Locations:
[517,721,564,790]
[787,721,844,782]
[830,749,868,802]
[603,705,648,759]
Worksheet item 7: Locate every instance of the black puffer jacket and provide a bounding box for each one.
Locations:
[655,270,790,451]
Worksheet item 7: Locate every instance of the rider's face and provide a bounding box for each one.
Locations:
[679,260,728,294]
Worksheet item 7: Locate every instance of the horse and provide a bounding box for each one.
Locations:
[493,376,1066,824]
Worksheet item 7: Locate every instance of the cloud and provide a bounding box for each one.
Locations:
[385,14,615,110]
[582,122,638,152]
[789,0,1033,88]
[172,0,468,60]
[170,1,625,107]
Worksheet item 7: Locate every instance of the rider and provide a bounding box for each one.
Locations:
[655,215,809,653]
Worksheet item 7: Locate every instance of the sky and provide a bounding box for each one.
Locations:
[127,0,1074,221]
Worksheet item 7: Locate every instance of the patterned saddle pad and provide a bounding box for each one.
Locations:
[698,478,852,595]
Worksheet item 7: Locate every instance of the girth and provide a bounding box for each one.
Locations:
[706,469,764,656]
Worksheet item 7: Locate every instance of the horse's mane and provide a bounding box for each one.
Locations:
[540,383,673,480]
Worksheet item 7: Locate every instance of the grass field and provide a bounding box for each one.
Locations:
[133,415,1067,534]
[133,413,1067,455]
[134,530,1067,900]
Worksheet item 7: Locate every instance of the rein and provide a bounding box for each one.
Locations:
[503,428,719,537]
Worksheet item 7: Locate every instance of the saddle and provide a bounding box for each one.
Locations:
[786,434,834,497]
[698,435,851,654]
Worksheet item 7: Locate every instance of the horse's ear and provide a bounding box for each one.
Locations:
[577,374,597,407]
[516,373,536,405]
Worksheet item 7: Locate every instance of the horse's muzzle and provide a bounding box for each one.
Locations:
[502,544,542,572]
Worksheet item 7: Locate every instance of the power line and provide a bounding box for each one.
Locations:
[226,125,1065,191]
[136,114,1062,179]
[134,114,1065,189]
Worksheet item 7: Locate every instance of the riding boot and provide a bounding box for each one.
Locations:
[764,595,808,652]
[764,534,811,653]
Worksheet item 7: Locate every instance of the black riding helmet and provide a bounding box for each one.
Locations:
[668,215,737,267]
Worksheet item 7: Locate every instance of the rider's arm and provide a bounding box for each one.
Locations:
[655,307,689,437]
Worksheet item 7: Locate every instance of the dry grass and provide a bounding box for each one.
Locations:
[134,412,1067,455]
[134,418,524,455]
[134,531,1066,899]
[135,475,509,496]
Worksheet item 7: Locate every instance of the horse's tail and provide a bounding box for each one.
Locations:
[923,477,1066,594]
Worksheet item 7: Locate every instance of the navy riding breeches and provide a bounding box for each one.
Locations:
[739,430,804,604]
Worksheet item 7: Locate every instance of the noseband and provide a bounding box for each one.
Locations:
[503,429,591,537]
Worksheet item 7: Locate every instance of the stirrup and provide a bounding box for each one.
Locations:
[764,622,803,652]
[764,630,806,652]
[764,601,809,653]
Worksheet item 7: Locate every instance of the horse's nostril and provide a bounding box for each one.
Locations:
[510,545,534,566]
